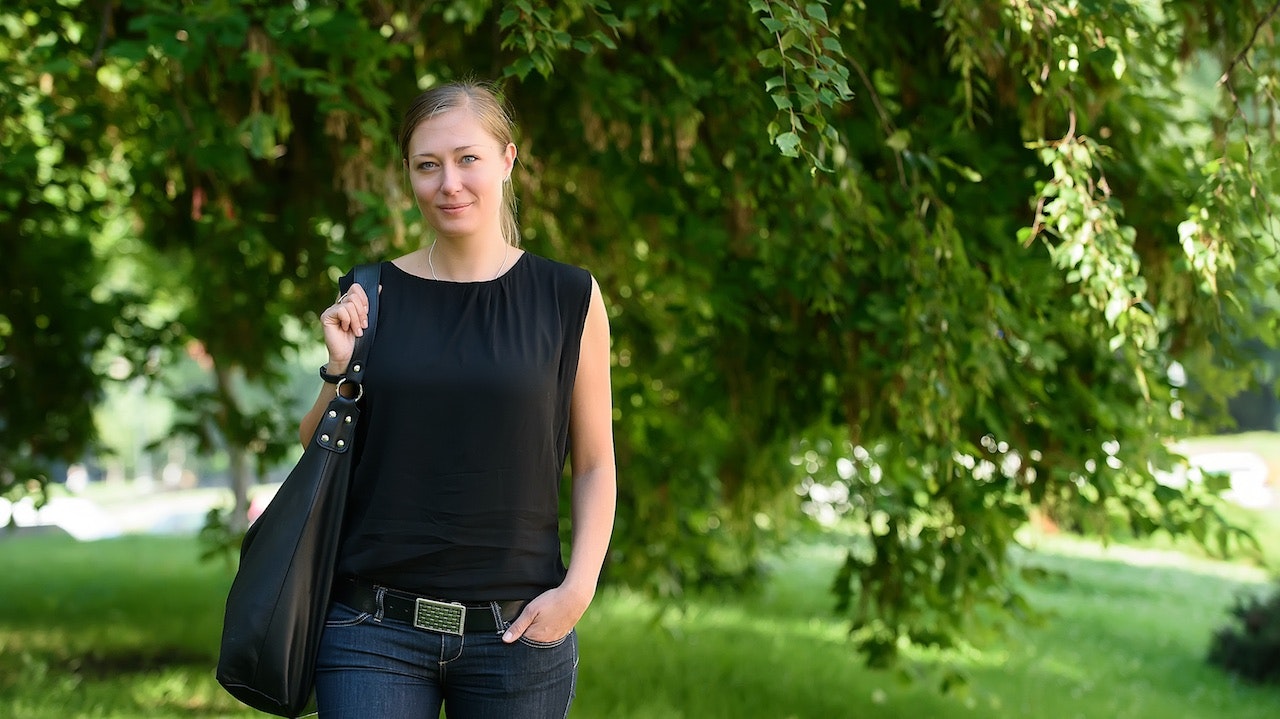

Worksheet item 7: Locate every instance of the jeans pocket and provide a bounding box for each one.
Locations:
[324,601,371,628]
[517,628,574,649]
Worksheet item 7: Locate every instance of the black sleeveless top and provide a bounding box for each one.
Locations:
[333,253,593,601]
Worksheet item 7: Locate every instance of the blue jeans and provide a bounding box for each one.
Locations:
[314,600,578,718]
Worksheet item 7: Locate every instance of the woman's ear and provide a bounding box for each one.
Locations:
[504,143,517,179]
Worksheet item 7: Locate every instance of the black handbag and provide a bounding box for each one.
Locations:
[216,263,381,717]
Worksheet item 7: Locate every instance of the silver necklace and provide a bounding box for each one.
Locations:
[428,242,510,282]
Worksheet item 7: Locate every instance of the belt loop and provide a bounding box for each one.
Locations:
[488,601,505,630]
[374,585,387,622]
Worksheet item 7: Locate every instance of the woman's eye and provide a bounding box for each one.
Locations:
[461,155,478,164]
[419,161,438,170]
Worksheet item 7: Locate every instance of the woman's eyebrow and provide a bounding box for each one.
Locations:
[411,145,480,159]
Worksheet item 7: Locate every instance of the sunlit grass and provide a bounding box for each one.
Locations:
[984,533,1275,717]
[0,524,1277,718]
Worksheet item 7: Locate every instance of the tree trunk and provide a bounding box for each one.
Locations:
[212,363,251,534]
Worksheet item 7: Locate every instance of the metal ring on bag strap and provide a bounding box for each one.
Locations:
[334,378,364,402]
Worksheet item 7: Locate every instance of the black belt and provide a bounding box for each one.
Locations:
[332,578,526,635]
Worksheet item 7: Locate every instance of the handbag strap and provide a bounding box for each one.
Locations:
[342,262,382,385]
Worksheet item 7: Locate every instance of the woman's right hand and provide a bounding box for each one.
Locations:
[319,282,370,373]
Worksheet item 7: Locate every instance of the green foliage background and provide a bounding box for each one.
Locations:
[4,0,1280,664]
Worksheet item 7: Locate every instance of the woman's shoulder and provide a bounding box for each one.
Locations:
[520,251,593,288]
[518,253,593,331]
[336,260,393,292]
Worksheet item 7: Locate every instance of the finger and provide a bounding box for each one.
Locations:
[339,305,364,337]
[502,609,535,643]
[337,288,369,327]
[330,290,369,319]
[350,285,371,326]
[325,305,362,335]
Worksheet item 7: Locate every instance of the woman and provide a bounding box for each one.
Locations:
[298,80,616,718]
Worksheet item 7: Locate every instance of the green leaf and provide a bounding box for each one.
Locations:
[885,128,911,152]
[504,56,536,79]
[775,131,802,156]
[1104,294,1127,325]
[108,40,151,62]
[938,156,982,182]
[307,7,336,26]
[591,30,617,50]
[779,28,802,51]
[757,48,783,67]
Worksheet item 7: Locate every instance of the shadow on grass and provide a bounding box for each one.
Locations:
[64,646,211,679]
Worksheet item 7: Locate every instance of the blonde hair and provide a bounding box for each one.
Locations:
[398,81,519,246]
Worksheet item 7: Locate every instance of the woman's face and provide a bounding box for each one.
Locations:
[404,107,516,242]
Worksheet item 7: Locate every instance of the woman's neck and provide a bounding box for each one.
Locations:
[426,237,513,282]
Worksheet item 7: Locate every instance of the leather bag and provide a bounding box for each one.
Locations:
[216,263,381,717]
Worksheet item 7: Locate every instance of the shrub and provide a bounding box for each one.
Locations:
[1208,580,1280,685]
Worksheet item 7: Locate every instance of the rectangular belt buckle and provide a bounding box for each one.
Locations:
[414,597,466,635]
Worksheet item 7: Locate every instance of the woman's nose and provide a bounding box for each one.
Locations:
[440,164,462,193]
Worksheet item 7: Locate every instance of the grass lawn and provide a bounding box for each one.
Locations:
[0,526,1276,718]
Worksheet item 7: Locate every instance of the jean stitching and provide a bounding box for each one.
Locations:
[516,633,570,649]
[562,634,579,719]
[487,601,507,635]
[439,633,463,664]
[323,603,370,628]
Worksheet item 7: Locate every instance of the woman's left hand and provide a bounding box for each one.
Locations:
[501,584,592,644]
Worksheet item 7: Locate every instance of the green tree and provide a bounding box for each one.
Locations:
[0,4,139,500]
[505,0,1280,664]
[82,0,419,526]
[6,0,1280,669]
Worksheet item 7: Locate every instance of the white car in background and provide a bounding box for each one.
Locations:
[0,495,122,541]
